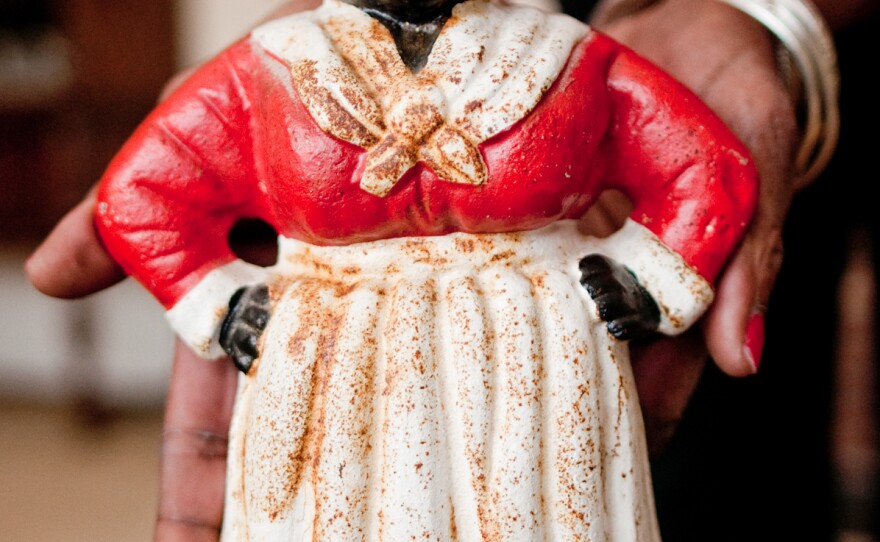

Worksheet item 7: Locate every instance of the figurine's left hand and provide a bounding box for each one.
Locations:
[590,0,797,454]
[579,254,660,341]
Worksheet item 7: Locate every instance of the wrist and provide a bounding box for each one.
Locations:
[716,0,839,188]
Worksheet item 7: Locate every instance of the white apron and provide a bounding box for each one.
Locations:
[220,220,661,541]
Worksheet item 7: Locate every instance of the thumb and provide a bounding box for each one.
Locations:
[25,187,126,299]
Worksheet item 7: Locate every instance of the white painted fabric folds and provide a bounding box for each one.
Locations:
[221,220,668,541]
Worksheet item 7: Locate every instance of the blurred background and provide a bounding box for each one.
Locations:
[0,0,877,541]
[0,1,288,540]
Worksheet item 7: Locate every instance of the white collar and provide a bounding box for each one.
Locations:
[254,0,588,196]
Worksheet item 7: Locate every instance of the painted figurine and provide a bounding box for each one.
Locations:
[93,0,757,539]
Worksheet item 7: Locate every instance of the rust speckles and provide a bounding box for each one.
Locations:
[523,69,538,97]
[476,236,497,254]
[421,125,488,187]
[338,82,385,130]
[270,1,585,201]
[489,249,516,264]
[324,10,495,197]
[389,101,444,142]
[401,239,450,268]
[449,499,458,541]
[444,12,463,30]
[361,133,419,196]
[237,222,663,537]
[662,302,684,330]
[311,259,334,277]
[454,238,475,253]
[213,305,228,322]
[332,282,359,298]
[446,73,463,86]
[283,249,336,279]
[464,99,484,115]
[477,503,501,542]
[341,265,362,276]
[292,60,380,147]
[252,278,373,526]
[266,276,294,306]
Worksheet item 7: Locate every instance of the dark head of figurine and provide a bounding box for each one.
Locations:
[345,0,463,23]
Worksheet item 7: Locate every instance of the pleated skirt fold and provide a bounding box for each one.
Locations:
[221,222,660,541]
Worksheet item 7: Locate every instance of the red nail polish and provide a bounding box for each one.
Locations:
[743,312,765,372]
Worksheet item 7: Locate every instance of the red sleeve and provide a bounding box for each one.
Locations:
[95,39,270,308]
[598,36,758,283]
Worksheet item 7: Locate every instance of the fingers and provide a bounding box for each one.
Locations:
[630,330,707,456]
[607,0,795,378]
[153,5,311,538]
[25,187,126,299]
[156,340,238,542]
[594,1,797,454]
[26,22,197,300]
[697,40,794,377]
[702,223,784,376]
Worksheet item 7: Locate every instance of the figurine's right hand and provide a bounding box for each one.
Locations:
[219,284,271,374]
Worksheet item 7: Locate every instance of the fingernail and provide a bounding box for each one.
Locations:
[743,312,765,373]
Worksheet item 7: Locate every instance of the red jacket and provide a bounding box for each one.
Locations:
[95,4,756,312]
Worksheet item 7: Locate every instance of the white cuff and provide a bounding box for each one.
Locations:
[165,260,267,359]
[600,219,715,336]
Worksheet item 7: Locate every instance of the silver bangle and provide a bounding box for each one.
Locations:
[715,0,840,186]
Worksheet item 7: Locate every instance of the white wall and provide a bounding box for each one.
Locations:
[173,0,561,69]
[0,1,287,409]
[175,0,289,68]
[0,252,175,408]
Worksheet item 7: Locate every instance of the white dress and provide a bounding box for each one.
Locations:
[219,220,709,541]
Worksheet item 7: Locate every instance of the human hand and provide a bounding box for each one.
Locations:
[589,0,798,454]
[24,2,319,540]
[25,189,238,542]
[23,87,237,542]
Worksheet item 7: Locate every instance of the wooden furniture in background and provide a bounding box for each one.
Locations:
[1,0,175,246]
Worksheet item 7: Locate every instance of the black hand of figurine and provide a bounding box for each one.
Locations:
[579,254,660,341]
[219,284,271,374]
